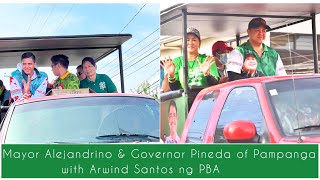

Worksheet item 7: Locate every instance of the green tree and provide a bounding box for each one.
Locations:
[135,81,159,100]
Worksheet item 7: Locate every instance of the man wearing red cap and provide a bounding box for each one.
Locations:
[212,41,234,83]
[226,17,286,81]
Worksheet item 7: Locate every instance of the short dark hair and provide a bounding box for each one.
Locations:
[168,100,177,114]
[21,52,36,63]
[0,80,3,87]
[82,57,96,67]
[51,54,69,69]
[76,65,83,69]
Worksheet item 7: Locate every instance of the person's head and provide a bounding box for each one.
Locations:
[168,100,178,135]
[186,27,201,53]
[21,52,36,75]
[0,80,5,94]
[242,54,257,73]
[76,65,86,80]
[212,41,234,65]
[247,17,271,45]
[82,57,97,77]
[51,54,69,77]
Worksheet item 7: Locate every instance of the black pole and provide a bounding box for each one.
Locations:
[236,34,240,46]
[118,45,125,93]
[311,13,319,73]
[182,9,189,96]
[187,12,310,19]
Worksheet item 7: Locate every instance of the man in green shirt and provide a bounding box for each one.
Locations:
[226,17,287,81]
[80,57,117,93]
[51,54,79,89]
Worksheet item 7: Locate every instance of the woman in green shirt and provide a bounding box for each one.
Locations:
[161,27,220,90]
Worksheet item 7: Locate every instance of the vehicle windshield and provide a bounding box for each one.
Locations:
[4,96,159,144]
[265,78,320,136]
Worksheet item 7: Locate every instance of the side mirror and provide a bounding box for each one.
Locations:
[223,120,259,143]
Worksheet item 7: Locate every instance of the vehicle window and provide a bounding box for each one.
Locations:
[265,78,320,136]
[214,87,268,143]
[4,97,159,144]
[186,91,219,143]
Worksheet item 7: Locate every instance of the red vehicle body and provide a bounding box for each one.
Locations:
[180,74,320,144]
[0,93,160,144]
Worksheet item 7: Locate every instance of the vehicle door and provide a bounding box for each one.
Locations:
[180,90,221,143]
[213,86,270,143]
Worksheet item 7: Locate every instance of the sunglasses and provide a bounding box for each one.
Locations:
[77,72,82,76]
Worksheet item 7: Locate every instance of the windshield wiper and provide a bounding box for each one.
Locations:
[294,125,320,131]
[96,134,159,141]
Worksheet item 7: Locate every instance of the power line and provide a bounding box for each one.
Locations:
[111,47,159,78]
[141,69,159,85]
[122,39,159,68]
[137,80,159,94]
[108,42,159,77]
[114,56,159,83]
[130,69,159,94]
[119,4,146,34]
[138,80,159,94]
[56,4,76,33]
[26,5,41,35]
[39,5,56,35]
[98,27,159,72]
[107,37,159,75]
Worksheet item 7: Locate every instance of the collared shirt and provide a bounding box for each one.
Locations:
[53,71,79,89]
[80,74,117,93]
[226,41,287,76]
[165,133,180,144]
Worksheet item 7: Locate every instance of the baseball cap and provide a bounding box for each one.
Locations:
[187,27,200,40]
[248,17,271,30]
[212,41,234,54]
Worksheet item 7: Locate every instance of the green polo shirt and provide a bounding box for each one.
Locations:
[80,74,117,93]
[226,41,286,76]
[173,54,220,87]
[53,71,79,89]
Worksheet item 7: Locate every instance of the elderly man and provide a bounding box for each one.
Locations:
[80,57,117,93]
[226,17,287,81]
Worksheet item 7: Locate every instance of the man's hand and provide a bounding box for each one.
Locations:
[22,75,31,95]
[23,92,32,99]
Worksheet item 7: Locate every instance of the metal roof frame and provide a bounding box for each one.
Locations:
[0,34,132,93]
[161,3,320,95]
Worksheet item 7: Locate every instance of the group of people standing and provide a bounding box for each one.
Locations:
[161,17,288,144]
[160,17,287,92]
[1,52,117,103]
